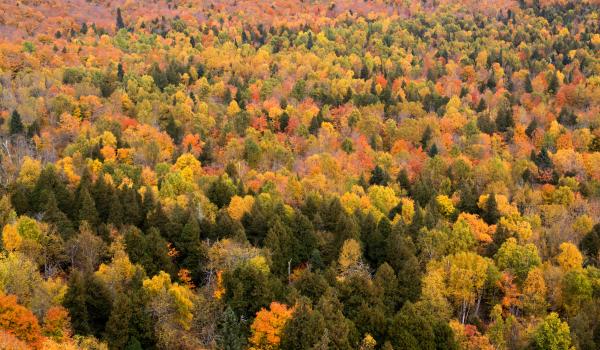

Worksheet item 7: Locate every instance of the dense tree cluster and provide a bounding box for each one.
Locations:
[0,0,599,349]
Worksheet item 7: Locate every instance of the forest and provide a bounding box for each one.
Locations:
[0,0,600,349]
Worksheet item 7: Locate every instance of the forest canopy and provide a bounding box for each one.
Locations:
[0,0,600,349]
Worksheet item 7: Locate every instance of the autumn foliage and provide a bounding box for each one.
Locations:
[0,293,43,349]
[0,0,598,349]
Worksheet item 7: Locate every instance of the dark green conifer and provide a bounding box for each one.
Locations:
[9,110,24,135]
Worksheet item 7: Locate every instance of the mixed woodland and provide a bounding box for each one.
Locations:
[0,0,600,349]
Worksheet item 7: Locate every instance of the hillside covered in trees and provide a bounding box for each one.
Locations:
[1,0,600,349]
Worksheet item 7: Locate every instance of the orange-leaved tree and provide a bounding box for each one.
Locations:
[249,302,294,350]
[0,293,44,349]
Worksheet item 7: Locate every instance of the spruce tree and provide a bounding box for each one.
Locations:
[105,293,132,350]
[116,8,125,30]
[63,271,91,335]
[525,74,533,93]
[9,110,24,135]
[590,137,600,152]
[306,31,314,50]
[78,188,98,226]
[91,175,111,221]
[374,263,400,314]
[309,115,322,135]
[217,307,246,350]
[476,98,487,112]
[495,100,514,132]
[145,228,176,276]
[369,165,390,186]
[397,168,411,192]
[316,288,356,349]
[121,188,142,226]
[420,125,433,148]
[146,202,169,237]
[525,118,538,138]
[483,192,500,225]
[386,230,421,304]
[85,275,112,338]
[108,191,124,226]
[179,215,206,282]
[281,299,326,349]
[117,63,124,81]
[43,192,75,240]
[264,218,296,277]
[477,114,496,134]
[388,303,435,350]
[368,216,389,266]
[222,263,276,318]
[547,71,559,94]
[428,144,439,157]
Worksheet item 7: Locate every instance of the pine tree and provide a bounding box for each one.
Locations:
[534,147,554,170]
[9,110,24,135]
[126,273,156,348]
[487,73,497,90]
[166,116,182,143]
[408,205,425,239]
